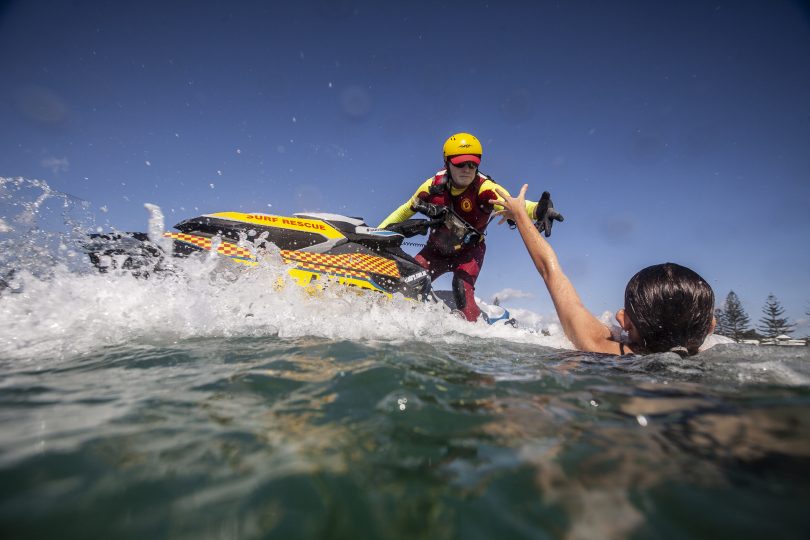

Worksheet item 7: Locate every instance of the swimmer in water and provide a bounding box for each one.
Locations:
[495,184,716,356]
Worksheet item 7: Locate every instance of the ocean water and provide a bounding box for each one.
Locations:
[2,177,809,539]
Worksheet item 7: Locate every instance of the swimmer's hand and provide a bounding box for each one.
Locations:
[493,185,527,223]
[412,198,448,219]
[534,191,564,237]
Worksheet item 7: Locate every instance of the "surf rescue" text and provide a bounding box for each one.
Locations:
[246,215,327,231]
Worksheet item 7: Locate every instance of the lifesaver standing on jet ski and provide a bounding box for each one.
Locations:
[378,132,563,322]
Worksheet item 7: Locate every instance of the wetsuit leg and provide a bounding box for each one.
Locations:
[452,274,467,311]
[415,245,453,281]
[451,273,478,321]
[417,243,485,322]
[452,243,486,322]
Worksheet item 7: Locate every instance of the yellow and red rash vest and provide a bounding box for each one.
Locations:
[421,171,495,233]
[376,170,537,230]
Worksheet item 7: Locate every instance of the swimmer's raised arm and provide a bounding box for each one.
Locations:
[495,185,621,354]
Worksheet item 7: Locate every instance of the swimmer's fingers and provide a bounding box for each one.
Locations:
[492,212,510,225]
[493,186,510,201]
[493,186,520,213]
[503,183,529,203]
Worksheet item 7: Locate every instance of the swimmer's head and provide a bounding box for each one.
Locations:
[619,263,716,357]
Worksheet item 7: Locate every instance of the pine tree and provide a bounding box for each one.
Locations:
[719,291,751,341]
[757,294,795,339]
[714,307,730,337]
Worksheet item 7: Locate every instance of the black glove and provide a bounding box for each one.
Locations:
[534,191,564,237]
[384,219,432,238]
[412,198,448,219]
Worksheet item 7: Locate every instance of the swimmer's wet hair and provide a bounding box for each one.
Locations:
[624,263,715,357]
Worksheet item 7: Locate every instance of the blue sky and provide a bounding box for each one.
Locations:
[2,0,809,334]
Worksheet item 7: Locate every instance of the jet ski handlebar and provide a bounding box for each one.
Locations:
[383,217,444,238]
[411,198,447,219]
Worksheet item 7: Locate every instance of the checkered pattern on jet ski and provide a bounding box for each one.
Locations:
[164,232,399,277]
[280,251,400,278]
[164,232,255,260]
[290,260,370,281]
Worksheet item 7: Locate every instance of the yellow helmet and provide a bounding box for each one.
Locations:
[443,132,482,165]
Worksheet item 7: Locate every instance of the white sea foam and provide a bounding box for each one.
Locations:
[0,254,567,362]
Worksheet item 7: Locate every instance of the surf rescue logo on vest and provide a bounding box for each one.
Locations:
[460,198,473,212]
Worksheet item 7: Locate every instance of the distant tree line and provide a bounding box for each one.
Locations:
[714,291,801,341]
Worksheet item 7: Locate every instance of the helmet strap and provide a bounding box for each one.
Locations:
[445,160,457,187]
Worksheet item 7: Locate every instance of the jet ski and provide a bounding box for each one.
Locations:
[81,203,545,326]
[83,211,437,301]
